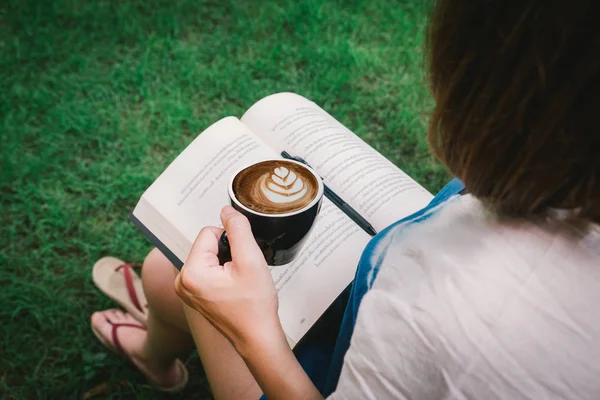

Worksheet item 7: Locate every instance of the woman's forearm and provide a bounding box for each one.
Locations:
[237,330,324,400]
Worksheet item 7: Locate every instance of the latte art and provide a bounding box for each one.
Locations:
[260,166,308,203]
[232,160,319,214]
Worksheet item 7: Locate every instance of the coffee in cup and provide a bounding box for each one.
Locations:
[218,159,324,266]
[232,160,320,214]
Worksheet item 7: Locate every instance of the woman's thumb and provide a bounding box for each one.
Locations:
[220,206,264,265]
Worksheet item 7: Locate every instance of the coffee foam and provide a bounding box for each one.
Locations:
[232,160,319,214]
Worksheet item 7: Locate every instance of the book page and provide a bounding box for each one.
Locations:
[135,117,278,261]
[273,199,370,344]
[241,93,434,232]
[133,115,371,345]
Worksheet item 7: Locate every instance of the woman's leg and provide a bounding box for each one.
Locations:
[140,248,196,365]
[92,248,262,398]
[92,249,195,386]
[184,305,263,399]
[143,249,262,398]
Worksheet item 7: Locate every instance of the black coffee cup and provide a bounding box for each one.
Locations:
[217,159,324,266]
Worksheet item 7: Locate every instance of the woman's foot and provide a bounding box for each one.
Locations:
[91,309,186,390]
[92,257,148,324]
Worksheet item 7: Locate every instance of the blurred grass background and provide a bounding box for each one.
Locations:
[0,0,447,398]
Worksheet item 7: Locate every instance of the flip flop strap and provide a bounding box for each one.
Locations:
[115,263,144,313]
[110,321,146,354]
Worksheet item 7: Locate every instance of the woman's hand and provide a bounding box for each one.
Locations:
[175,206,286,354]
[176,205,323,400]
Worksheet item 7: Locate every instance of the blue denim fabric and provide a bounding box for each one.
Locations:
[259,179,465,399]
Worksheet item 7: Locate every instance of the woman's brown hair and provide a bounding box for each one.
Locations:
[427,1,600,221]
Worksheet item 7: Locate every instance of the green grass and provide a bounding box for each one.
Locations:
[0,0,448,398]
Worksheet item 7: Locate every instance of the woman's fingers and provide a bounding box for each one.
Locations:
[220,206,264,265]
[186,226,224,266]
[174,206,281,355]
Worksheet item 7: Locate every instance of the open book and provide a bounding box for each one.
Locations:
[130,93,433,347]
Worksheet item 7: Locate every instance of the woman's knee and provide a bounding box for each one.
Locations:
[141,248,177,295]
[141,248,189,331]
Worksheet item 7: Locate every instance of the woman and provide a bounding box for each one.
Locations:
[91,0,600,398]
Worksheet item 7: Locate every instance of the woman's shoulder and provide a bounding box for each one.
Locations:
[374,194,600,297]
[386,194,598,266]
[337,195,600,399]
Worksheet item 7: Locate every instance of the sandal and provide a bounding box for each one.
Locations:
[92,257,148,324]
[91,311,189,393]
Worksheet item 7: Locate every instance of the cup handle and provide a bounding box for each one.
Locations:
[217,231,232,265]
[216,231,275,265]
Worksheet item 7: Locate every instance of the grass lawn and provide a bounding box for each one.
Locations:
[0,0,448,398]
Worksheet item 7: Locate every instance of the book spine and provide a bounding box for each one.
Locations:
[128,213,184,270]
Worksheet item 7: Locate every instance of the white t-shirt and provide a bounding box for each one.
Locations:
[330,195,600,400]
